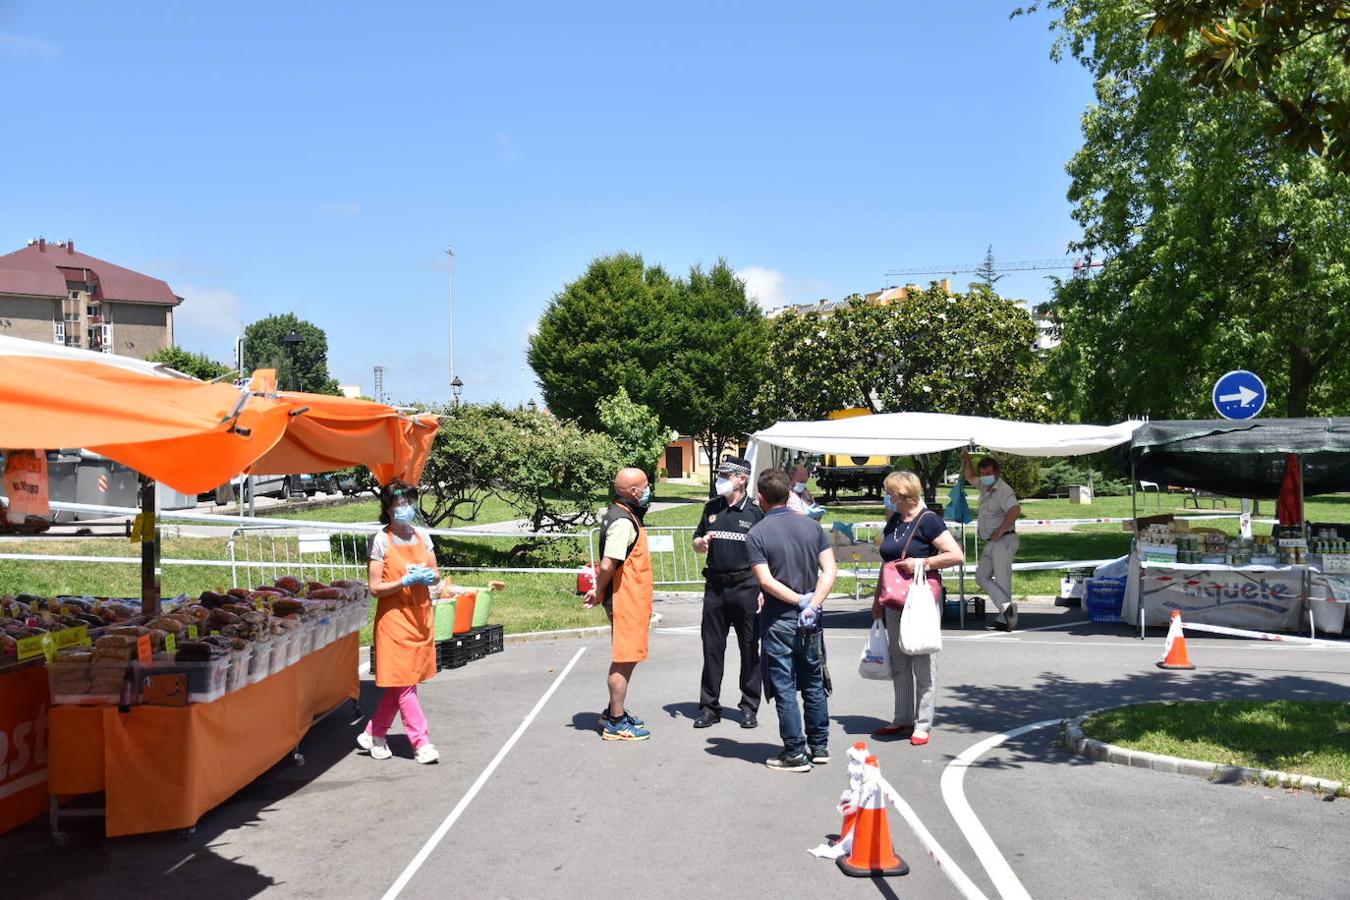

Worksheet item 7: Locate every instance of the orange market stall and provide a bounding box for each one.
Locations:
[0,340,437,839]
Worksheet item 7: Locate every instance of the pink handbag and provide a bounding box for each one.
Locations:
[877,512,944,610]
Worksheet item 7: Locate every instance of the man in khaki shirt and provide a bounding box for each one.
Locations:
[963,451,1022,631]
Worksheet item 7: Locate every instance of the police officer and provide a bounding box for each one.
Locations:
[691,456,764,729]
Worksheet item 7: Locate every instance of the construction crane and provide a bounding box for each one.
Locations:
[884,257,1102,279]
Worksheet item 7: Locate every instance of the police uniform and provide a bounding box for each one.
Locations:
[694,460,765,725]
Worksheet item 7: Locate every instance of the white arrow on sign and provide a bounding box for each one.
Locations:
[1218,385,1259,406]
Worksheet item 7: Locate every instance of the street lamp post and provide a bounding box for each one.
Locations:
[281,329,305,391]
[526,398,537,413]
[451,376,463,407]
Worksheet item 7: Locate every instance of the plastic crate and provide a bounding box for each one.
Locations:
[481,623,504,655]
[1084,577,1127,623]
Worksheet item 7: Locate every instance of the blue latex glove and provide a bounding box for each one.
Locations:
[798,592,814,611]
[798,605,819,629]
[400,568,422,587]
[806,504,826,521]
[414,566,439,586]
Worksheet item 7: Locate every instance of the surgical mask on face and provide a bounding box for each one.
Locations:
[792,482,807,494]
[392,504,416,524]
[884,495,897,514]
[635,486,651,508]
[979,474,997,488]
[715,477,735,497]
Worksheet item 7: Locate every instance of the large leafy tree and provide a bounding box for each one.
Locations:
[1026,0,1350,419]
[758,284,1043,499]
[657,261,770,489]
[146,346,232,381]
[418,402,623,532]
[1147,1,1350,173]
[528,255,769,485]
[242,313,341,395]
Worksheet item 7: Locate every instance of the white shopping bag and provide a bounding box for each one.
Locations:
[898,560,942,655]
[858,620,891,680]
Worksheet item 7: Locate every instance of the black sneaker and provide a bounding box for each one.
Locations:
[740,711,758,729]
[809,747,830,764]
[765,751,812,772]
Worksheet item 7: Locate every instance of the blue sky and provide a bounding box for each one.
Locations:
[0,1,1092,407]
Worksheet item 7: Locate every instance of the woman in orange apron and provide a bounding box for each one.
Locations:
[357,481,443,764]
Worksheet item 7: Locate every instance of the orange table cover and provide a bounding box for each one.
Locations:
[0,664,51,835]
[49,634,358,837]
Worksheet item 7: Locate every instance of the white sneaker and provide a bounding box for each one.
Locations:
[357,732,392,760]
[414,744,441,765]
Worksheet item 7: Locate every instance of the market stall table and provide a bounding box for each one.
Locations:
[47,633,357,838]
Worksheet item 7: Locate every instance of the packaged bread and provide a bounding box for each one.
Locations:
[275,575,303,594]
[271,599,306,617]
[208,608,242,628]
[147,617,187,635]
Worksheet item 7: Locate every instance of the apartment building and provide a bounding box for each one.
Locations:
[0,238,181,359]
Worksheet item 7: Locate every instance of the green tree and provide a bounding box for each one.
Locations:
[146,346,232,381]
[758,284,1044,501]
[1025,0,1350,419]
[658,261,770,490]
[528,255,770,488]
[975,245,1005,287]
[1145,1,1350,173]
[417,403,623,532]
[597,387,670,484]
[242,313,341,394]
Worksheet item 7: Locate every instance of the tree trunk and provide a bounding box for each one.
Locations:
[1287,347,1318,418]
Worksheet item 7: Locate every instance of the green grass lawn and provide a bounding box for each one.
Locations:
[1083,701,1350,788]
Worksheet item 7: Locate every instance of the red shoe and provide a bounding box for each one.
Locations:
[873,724,915,738]
[910,731,931,746]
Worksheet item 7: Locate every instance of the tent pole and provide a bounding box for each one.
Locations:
[139,475,161,618]
[959,520,966,630]
[1132,459,1143,640]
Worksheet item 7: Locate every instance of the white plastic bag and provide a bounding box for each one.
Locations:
[858,620,891,680]
[899,560,942,655]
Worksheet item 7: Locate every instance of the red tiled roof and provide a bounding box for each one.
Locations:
[0,242,181,305]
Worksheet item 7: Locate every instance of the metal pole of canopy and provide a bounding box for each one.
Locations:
[139,475,161,618]
[1132,459,1143,640]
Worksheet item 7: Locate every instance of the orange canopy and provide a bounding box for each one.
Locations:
[0,349,436,494]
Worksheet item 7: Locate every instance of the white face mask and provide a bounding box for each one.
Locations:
[715,477,735,496]
[792,482,807,494]
[979,474,997,488]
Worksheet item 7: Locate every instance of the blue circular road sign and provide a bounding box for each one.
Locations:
[1212,370,1267,420]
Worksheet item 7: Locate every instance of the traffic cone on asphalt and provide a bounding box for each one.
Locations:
[1156,610,1196,670]
[832,742,871,846]
[836,756,909,878]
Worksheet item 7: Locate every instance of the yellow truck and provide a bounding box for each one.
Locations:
[814,408,893,501]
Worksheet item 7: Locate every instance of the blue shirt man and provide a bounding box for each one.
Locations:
[746,467,836,772]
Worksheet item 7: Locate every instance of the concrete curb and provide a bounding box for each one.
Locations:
[1061,709,1346,797]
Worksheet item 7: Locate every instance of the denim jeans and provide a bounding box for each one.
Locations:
[760,616,829,755]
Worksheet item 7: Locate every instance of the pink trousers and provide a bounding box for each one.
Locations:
[365,685,430,749]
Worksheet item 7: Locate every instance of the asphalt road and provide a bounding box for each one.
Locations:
[4,600,1349,899]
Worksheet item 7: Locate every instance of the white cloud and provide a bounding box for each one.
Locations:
[315,200,361,218]
[736,266,791,309]
[0,33,59,57]
[173,284,244,361]
[736,266,832,311]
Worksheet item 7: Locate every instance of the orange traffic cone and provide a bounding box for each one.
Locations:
[1156,610,1196,670]
[832,742,870,846]
[836,756,909,878]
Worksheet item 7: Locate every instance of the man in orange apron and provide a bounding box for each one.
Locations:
[582,467,653,741]
[358,482,443,764]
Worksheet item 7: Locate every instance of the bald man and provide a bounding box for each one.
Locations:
[583,467,654,741]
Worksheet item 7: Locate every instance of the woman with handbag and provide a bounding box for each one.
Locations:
[870,471,965,746]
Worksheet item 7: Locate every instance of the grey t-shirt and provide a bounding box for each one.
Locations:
[746,508,831,621]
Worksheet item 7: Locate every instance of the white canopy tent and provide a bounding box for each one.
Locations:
[747,412,1143,472]
[745,412,1144,629]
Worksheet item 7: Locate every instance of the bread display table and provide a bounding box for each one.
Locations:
[48,633,358,837]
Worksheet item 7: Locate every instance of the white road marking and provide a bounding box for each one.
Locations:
[164,853,196,875]
[940,718,1060,900]
[380,646,588,900]
[963,620,1083,639]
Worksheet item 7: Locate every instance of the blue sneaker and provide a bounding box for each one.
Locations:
[601,713,650,742]
[597,707,644,728]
